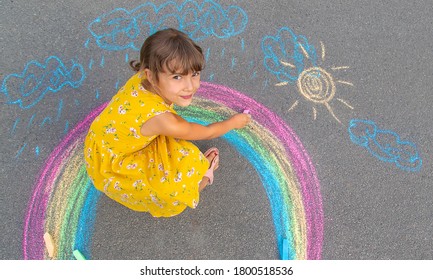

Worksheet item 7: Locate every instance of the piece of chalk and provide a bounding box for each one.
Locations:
[243,109,250,114]
[73,249,86,260]
[43,232,55,258]
[281,238,289,260]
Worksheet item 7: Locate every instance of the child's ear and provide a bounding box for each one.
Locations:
[144,68,153,83]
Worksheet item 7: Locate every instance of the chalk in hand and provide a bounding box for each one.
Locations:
[43,232,55,258]
[73,249,86,260]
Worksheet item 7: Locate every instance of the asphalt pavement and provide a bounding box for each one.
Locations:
[1,0,432,260]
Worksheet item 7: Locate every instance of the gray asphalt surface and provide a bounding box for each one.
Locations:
[1,0,432,260]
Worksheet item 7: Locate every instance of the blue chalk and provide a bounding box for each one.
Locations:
[281,238,289,260]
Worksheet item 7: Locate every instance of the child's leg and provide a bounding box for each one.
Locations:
[199,178,209,192]
[199,150,219,192]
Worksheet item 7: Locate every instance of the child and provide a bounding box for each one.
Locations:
[84,28,251,217]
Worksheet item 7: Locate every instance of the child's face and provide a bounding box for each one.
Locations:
[152,67,201,107]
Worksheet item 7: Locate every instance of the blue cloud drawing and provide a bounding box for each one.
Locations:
[262,27,318,84]
[87,0,248,51]
[348,119,422,172]
[1,56,85,109]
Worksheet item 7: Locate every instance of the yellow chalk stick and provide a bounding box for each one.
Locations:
[43,232,55,258]
[73,249,86,260]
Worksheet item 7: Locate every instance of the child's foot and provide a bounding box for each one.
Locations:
[205,149,219,172]
[201,148,219,189]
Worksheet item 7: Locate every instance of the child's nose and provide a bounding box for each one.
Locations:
[184,77,194,91]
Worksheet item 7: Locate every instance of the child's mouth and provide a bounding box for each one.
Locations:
[180,95,193,100]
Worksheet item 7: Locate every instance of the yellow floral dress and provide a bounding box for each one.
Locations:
[84,72,209,217]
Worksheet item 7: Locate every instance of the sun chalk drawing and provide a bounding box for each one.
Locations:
[86,0,248,51]
[1,56,85,109]
[348,119,422,172]
[263,27,354,123]
[23,82,323,260]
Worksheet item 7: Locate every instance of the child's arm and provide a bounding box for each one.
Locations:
[140,112,251,140]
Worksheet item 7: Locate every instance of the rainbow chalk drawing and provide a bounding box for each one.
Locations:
[348,119,422,172]
[23,82,323,260]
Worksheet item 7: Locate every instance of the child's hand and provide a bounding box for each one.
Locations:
[229,113,251,129]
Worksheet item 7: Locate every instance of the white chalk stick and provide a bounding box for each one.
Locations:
[43,232,55,258]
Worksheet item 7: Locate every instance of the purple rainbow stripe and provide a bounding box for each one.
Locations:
[23,82,323,259]
[23,103,106,260]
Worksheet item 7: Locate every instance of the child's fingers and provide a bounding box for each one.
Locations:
[241,113,251,126]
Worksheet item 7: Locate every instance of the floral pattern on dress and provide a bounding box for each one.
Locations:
[84,72,209,217]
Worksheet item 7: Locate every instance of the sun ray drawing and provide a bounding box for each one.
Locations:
[280,41,354,123]
[263,27,355,124]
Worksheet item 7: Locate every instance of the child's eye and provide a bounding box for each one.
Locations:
[172,75,182,80]
[192,71,200,77]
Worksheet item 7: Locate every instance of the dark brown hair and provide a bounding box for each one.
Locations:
[130,28,205,88]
